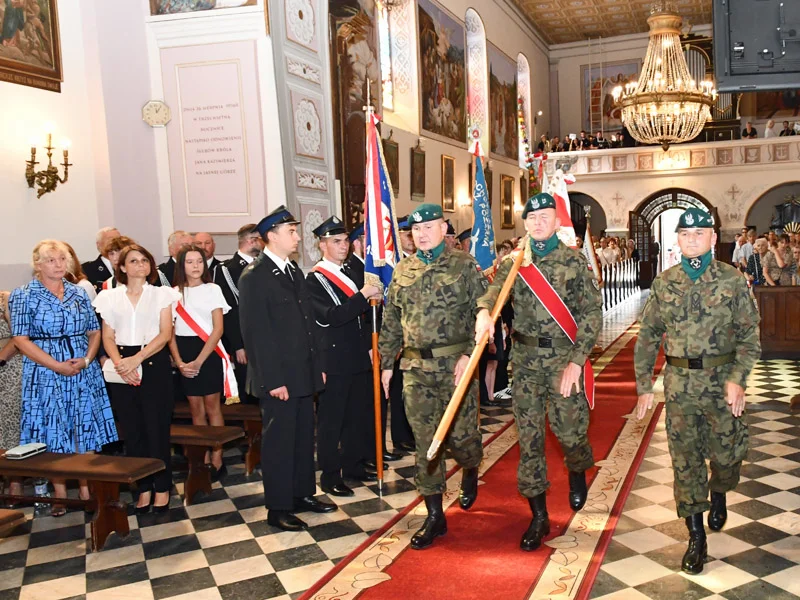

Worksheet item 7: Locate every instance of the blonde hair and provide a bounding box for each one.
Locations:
[32,240,70,278]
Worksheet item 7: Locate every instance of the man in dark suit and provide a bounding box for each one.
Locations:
[215,224,264,405]
[238,206,337,531]
[82,226,120,293]
[306,217,382,496]
[158,230,193,286]
[779,121,796,136]
[194,232,223,279]
[344,223,365,279]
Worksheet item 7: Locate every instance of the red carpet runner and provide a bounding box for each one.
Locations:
[355,335,664,600]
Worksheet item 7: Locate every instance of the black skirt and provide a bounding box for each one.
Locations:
[176,335,223,396]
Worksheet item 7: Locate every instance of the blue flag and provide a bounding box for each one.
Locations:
[363,113,401,293]
[470,156,496,271]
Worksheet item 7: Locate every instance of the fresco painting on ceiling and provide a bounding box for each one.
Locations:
[418,0,466,144]
[0,0,62,92]
[753,90,800,118]
[488,44,518,161]
[151,0,256,15]
[580,60,641,133]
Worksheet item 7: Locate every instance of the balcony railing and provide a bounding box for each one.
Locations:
[601,259,640,313]
[545,137,800,178]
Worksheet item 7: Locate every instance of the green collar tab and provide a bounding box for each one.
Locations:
[417,240,446,264]
[681,250,712,281]
[530,233,560,257]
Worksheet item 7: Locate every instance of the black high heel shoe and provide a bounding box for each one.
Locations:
[135,492,153,515]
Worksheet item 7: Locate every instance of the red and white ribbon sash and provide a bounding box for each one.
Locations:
[517,261,595,409]
[175,302,239,404]
[312,263,357,297]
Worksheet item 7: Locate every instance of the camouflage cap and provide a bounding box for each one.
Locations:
[409,203,444,224]
[675,207,714,232]
[522,193,556,219]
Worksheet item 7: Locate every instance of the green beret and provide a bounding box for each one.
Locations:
[675,207,714,231]
[522,193,556,218]
[409,203,444,225]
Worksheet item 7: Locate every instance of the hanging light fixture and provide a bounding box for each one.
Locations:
[612,1,716,151]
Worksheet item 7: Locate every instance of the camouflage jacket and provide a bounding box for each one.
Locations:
[379,247,486,372]
[476,237,603,370]
[634,260,761,395]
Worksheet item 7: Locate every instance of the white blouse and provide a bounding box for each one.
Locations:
[172,283,230,337]
[93,283,180,346]
[77,278,97,301]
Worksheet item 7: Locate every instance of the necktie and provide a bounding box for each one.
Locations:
[341,263,352,278]
[285,263,294,281]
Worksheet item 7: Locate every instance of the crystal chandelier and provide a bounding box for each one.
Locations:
[612,2,716,151]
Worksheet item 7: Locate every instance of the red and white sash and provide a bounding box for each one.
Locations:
[175,302,240,404]
[312,262,358,298]
[517,260,596,409]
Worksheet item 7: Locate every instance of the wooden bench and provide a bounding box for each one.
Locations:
[0,508,26,537]
[173,402,262,475]
[0,453,164,551]
[170,424,244,506]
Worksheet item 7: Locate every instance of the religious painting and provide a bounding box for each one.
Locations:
[410,145,426,201]
[0,0,62,92]
[417,0,466,145]
[441,155,455,212]
[382,136,400,195]
[488,44,518,161]
[750,89,800,119]
[150,0,257,15]
[580,60,641,133]
[500,175,515,229]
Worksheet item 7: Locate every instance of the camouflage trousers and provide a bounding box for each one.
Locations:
[403,368,483,495]
[513,361,594,498]
[664,365,749,518]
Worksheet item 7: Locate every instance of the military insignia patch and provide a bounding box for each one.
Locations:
[413,213,422,222]
[689,257,701,269]
[532,198,540,210]
[685,213,695,226]
[534,241,545,250]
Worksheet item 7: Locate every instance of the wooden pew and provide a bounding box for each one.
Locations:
[0,453,164,551]
[173,402,262,475]
[170,425,244,505]
[0,508,26,537]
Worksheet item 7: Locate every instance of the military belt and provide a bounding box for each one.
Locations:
[512,333,573,349]
[665,353,735,369]
[402,341,472,360]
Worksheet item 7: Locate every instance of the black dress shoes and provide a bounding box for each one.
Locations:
[384,451,403,462]
[708,491,727,531]
[396,441,415,452]
[568,471,588,511]
[344,469,378,482]
[293,496,338,514]
[682,513,708,574]
[267,510,308,531]
[321,481,355,497]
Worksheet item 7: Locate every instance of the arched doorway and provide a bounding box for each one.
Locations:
[630,189,719,288]
[570,193,607,240]
[745,182,800,233]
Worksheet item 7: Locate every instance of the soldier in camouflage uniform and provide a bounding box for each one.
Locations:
[475,193,602,552]
[634,207,760,575]
[379,203,486,550]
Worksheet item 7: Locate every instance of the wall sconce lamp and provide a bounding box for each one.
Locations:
[457,191,471,208]
[26,129,71,198]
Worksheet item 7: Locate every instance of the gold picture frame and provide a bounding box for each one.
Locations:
[0,0,63,92]
[441,155,455,212]
[501,174,515,229]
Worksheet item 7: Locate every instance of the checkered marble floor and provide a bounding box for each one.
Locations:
[0,408,515,600]
[592,359,800,600]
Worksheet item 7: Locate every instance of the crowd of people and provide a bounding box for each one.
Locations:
[732,227,800,286]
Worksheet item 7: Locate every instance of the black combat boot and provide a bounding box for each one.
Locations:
[682,513,708,574]
[568,471,588,511]
[520,493,550,551]
[459,467,479,510]
[410,494,447,550]
[708,491,727,531]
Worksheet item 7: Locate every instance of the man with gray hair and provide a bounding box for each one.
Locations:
[158,230,193,286]
[82,226,121,293]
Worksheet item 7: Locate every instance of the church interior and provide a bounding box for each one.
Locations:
[1,0,800,599]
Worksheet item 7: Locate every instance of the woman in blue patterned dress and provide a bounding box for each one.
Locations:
[9,240,118,516]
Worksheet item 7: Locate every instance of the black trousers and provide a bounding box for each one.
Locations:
[317,371,371,482]
[108,346,174,493]
[233,360,259,405]
[260,394,316,510]
[388,361,414,446]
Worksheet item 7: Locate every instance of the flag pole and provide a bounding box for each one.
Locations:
[363,78,384,493]
[427,245,525,461]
